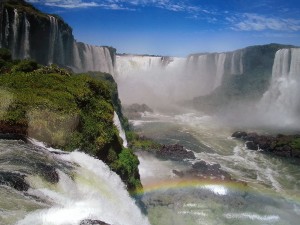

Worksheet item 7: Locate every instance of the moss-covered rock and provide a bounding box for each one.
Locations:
[0,54,141,190]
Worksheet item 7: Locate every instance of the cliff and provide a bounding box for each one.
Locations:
[0,0,115,74]
[0,49,141,191]
[192,44,296,112]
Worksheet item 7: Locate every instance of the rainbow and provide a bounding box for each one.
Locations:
[133,178,300,205]
[134,178,248,196]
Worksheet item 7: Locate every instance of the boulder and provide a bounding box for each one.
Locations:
[0,172,29,191]
[232,131,247,139]
[173,160,231,181]
[156,144,196,161]
[232,131,300,159]
[80,219,111,225]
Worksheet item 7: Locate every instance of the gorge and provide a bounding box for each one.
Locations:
[1,0,300,225]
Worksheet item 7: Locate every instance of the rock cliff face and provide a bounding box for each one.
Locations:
[192,44,296,112]
[0,0,115,74]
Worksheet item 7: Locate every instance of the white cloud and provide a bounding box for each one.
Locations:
[231,13,300,31]
[27,0,100,8]
[26,0,214,15]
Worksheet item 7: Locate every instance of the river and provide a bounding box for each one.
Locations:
[133,111,300,225]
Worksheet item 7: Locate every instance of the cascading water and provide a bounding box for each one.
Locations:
[113,111,128,148]
[20,14,30,59]
[12,9,19,58]
[214,53,227,89]
[186,51,243,95]
[0,139,149,225]
[5,10,9,46]
[259,48,300,127]
[48,15,58,65]
[74,43,114,74]
[115,55,168,78]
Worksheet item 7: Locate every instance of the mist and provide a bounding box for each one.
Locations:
[114,47,300,131]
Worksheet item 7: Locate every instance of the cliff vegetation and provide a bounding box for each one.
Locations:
[0,48,141,191]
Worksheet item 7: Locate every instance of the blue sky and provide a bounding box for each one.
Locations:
[26,0,300,56]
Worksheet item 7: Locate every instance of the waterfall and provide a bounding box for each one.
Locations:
[115,55,165,78]
[0,140,149,225]
[259,48,300,126]
[72,41,82,71]
[214,53,227,89]
[113,111,128,148]
[12,9,19,58]
[73,43,114,74]
[185,51,244,95]
[4,9,10,47]
[48,15,58,64]
[20,14,30,59]
[229,51,243,75]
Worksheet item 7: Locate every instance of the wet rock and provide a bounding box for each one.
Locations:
[156,144,196,161]
[232,131,300,159]
[245,141,257,150]
[0,133,27,142]
[80,219,111,225]
[123,103,153,119]
[232,131,247,139]
[0,172,29,191]
[35,163,59,184]
[173,160,232,181]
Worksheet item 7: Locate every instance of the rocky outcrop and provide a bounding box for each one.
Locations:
[80,219,111,225]
[0,171,29,191]
[156,144,196,161]
[232,131,300,158]
[173,160,232,181]
[123,103,153,119]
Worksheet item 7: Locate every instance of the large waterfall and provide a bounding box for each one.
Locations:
[114,51,244,105]
[259,48,300,126]
[72,42,114,74]
[186,50,243,95]
[48,15,59,64]
[115,55,175,77]
[20,14,30,59]
[0,7,115,74]
[0,139,149,225]
[12,9,20,58]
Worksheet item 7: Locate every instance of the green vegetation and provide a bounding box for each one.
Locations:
[0,49,141,190]
[291,138,300,150]
[127,131,161,151]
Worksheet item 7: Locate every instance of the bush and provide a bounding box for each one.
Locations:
[0,48,12,61]
[12,60,38,73]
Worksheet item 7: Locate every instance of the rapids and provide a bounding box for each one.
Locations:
[132,112,300,225]
[0,139,149,225]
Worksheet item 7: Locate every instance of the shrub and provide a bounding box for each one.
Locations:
[12,60,38,73]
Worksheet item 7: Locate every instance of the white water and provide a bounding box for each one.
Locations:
[21,14,30,59]
[113,111,128,148]
[259,48,300,127]
[4,9,10,47]
[48,16,58,64]
[134,111,300,225]
[14,142,149,225]
[73,43,114,74]
[115,51,244,106]
[12,9,19,58]
[186,51,243,95]
[115,55,168,78]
